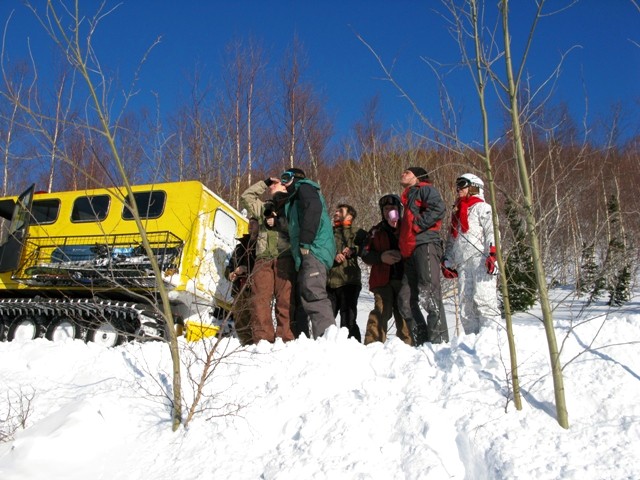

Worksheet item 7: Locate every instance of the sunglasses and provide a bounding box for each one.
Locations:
[456,178,471,190]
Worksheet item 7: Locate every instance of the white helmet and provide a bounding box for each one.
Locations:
[456,173,484,196]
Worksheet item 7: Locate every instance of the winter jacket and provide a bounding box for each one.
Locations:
[327,223,367,289]
[224,233,256,295]
[361,220,404,290]
[445,194,499,334]
[284,178,336,271]
[399,181,446,258]
[240,181,292,261]
[445,196,494,266]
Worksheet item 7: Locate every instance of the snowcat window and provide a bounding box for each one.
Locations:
[71,195,110,222]
[213,208,237,247]
[32,199,61,224]
[122,191,166,220]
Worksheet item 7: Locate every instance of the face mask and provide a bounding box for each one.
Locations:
[386,208,399,222]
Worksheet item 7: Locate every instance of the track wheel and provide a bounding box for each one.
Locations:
[8,317,41,342]
[46,317,82,342]
[0,318,7,341]
[88,322,124,347]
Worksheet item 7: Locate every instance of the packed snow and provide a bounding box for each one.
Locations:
[1,283,639,480]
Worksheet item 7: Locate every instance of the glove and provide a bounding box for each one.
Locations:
[381,250,401,265]
[485,245,497,274]
[264,177,274,187]
[441,261,458,279]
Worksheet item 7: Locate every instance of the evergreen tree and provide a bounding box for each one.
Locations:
[589,274,607,303]
[582,240,605,304]
[577,242,598,296]
[603,194,631,307]
[504,199,537,312]
[609,264,631,306]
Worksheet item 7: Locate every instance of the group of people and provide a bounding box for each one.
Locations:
[225,166,500,348]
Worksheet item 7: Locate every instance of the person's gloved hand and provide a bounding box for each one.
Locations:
[380,250,401,265]
[441,260,458,279]
[485,245,497,274]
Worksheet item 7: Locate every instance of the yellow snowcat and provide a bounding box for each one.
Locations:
[0,180,247,346]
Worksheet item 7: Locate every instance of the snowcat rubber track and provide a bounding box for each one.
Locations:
[0,298,166,344]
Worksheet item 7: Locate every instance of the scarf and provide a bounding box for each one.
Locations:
[333,219,352,228]
[450,195,483,238]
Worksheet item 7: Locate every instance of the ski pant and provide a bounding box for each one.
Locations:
[250,257,295,343]
[398,242,449,345]
[458,258,500,334]
[364,279,412,346]
[231,287,253,346]
[327,283,362,342]
[291,282,310,339]
[298,253,335,339]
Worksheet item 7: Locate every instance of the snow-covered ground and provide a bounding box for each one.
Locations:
[1,283,639,479]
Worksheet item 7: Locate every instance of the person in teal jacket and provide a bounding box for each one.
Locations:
[281,168,336,338]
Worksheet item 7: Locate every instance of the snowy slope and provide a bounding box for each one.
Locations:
[0,286,639,480]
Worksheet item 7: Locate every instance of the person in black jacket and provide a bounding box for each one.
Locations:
[225,218,258,346]
[281,168,337,339]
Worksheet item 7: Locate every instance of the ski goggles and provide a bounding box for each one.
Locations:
[456,178,471,190]
[280,172,295,184]
[280,170,304,184]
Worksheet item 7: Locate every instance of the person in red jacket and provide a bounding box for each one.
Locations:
[397,167,449,345]
[361,194,413,345]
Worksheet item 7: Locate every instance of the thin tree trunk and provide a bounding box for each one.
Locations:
[501,0,568,428]
[45,0,183,431]
[470,0,522,410]
[2,101,18,196]
[234,95,241,207]
[247,82,253,186]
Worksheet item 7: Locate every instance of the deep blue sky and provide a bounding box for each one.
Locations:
[1,1,639,145]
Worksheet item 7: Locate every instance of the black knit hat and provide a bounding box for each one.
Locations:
[378,193,401,209]
[407,167,429,181]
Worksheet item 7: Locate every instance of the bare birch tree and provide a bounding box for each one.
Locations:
[25,0,183,431]
[274,36,332,179]
[499,0,568,428]
[221,37,268,205]
[0,78,21,196]
[442,0,523,410]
